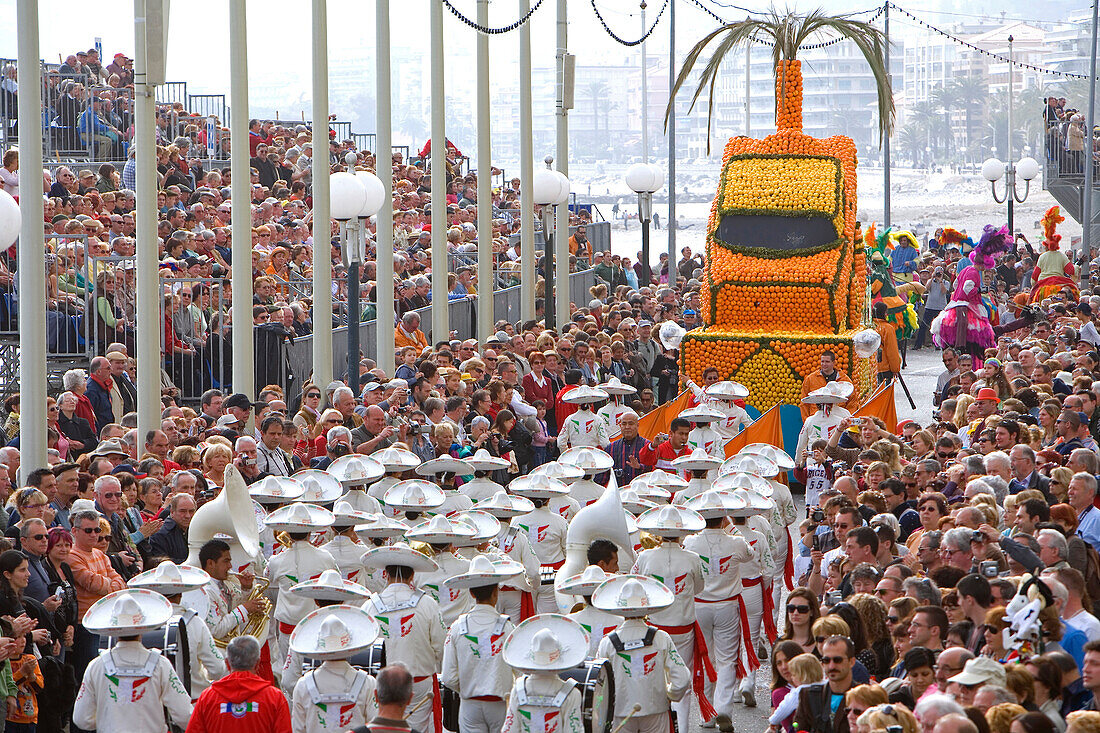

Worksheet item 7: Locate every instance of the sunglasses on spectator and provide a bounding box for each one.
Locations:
[306,392,321,399]
[102,492,122,499]
[786,604,810,614]
[79,527,102,534]
[821,656,848,665]
[886,615,900,624]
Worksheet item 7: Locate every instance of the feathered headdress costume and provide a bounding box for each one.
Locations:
[865,224,891,264]
[939,227,973,251]
[974,224,1012,270]
[1041,206,1064,252]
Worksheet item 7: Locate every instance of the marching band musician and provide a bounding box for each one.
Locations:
[128,560,227,701]
[556,386,612,451]
[596,377,637,439]
[501,615,588,733]
[407,515,475,626]
[684,376,753,440]
[441,555,523,733]
[321,501,374,585]
[557,565,621,659]
[727,488,777,708]
[683,491,754,724]
[279,569,371,697]
[670,449,722,505]
[592,575,693,733]
[415,457,475,515]
[353,515,411,594]
[264,502,339,664]
[475,493,541,623]
[326,453,386,515]
[367,447,423,517]
[681,406,728,464]
[361,542,448,733]
[290,604,381,733]
[184,539,275,682]
[509,477,570,614]
[72,589,193,732]
[632,504,717,731]
[249,476,307,560]
[383,479,447,529]
[558,447,616,507]
[461,450,511,503]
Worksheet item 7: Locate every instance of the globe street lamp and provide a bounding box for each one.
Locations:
[982,154,1039,237]
[624,163,664,287]
[330,165,369,393]
[533,156,570,329]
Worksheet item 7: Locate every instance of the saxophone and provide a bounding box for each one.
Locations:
[215,573,272,649]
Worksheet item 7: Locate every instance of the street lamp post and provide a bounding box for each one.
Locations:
[533,157,570,329]
[982,154,1039,237]
[330,170,369,395]
[624,163,664,287]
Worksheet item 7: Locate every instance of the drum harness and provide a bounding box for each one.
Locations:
[452,614,509,700]
[302,665,371,715]
[513,678,575,709]
[606,628,656,654]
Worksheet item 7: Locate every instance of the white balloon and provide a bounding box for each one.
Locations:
[0,190,19,250]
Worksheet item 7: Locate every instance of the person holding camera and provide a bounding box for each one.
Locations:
[310,425,353,470]
[915,266,951,350]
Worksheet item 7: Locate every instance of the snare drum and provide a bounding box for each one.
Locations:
[560,658,615,733]
[440,684,461,731]
[348,638,387,676]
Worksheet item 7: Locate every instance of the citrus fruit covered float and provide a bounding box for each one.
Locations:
[675,19,889,411]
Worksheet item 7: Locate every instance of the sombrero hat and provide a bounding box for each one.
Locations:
[802,381,854,404]
[449,510,502,545]
[740,443,795,471]
[383,480,446,511]
[591,574,674,618]
[508,475,569,499]
[529,462,585,483]
[289,568,370,602]
[289,605,379,661]
[264,502,336,532]
[329,454,386,487]
[728,488,776,517]
[719,453,779,479]
[619,488,658,515]
[598,377,637,396]
[556,565,614,597]
[712,471,774,497]
[703,381,749,400]
[359,542,439,573]
[671,447,722,472]
[559,447,614,473]
[679,406,725,424]
[465,449,510,472]
[445,554,524,590]
[635,504,705,538]
[296,469,345,504]
[83,589,173,637]
[629,469,688,490]
[502,614,588,672]
[128,560,210,596]
[560,386,610,405]
[353,513,410,541]
[405,514,477,545]
[475,490,535,518]
[415,457,473,477]
[330,500,375,528]
[373,446,423,473]
[685,489,748,519]
[248,476,306,504]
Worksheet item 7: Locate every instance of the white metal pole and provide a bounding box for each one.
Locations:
[476,0,493,341]
[430,0,449,344]
[16,0,45,480]
[376,0,396,373]
[1008,36,1014,173]
[641,0,648,165]
[134,0,159,446]
[883,1,891,228]
[230,0,254,404]
[745,36,751,136]
[554,0,570,323]
[312,0,333,388]
[667,0,676,266]
[519,0,535,322]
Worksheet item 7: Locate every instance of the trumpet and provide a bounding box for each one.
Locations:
[215,573,272,649]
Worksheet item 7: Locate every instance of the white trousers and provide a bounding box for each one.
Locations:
[739,582,764,693]
[665,629,694,732]
[410,677,438,733]
[498,590,524,625]
[694,599,741,716]
[458,698,507,733]
[615,712,671,733]
[535,584,559,614]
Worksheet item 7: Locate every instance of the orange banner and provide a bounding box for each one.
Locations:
[853,381,898,434]
[638,391,694,441]
[724,404,783,458]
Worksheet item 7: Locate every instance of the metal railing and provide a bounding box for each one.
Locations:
[1044,118,1100,187]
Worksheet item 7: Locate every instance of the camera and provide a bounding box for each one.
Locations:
[330,443,351,457]
[824,590,843,607]
[811,508,825,523]
[971,530,985,543]
[812,534,822,552]
[980,560,999,578]
[887,727,904,733]
[407,422,427,435]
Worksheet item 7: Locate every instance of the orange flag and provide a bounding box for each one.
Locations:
[638,390,693,441]
[854,381,899,433]
[724,404,783,458]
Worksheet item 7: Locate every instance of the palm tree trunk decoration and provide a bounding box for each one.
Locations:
[670,8,897,411]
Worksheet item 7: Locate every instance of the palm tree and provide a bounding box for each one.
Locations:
[948,73,987,153]
[666,7,894,152]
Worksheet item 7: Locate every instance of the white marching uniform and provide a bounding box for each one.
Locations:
[267,540,338,661]
[548,496,580,522]
[684,379,752,439]
[462,477,504,504]
[254,499,277,559]
[794,406,850,467]
[502,673,585,733]
[321,534,369,585]
[568,604,622,659]
[365,583,448,733]
[687,426,726,462]
[567,478,605,507]
[683,528,753,715]
[496,525,541,624]
[292,660,378,733]
[557,408,611,451]
[513,507,569,614]
[768,478,797,603]
[170,602,228,700]
[367,477,402,517]
[442,604,517,733]
[439,490,475,516]
[597,402,630,439]
[418,551,474,627]
[672,478,711,506]
[73,641,193,732]
[596,618,692,733]
[184,575,252,641]
[632,542,705,731]
[729,521,773,695]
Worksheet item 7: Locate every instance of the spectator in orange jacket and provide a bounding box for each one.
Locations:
[799,349,856,420]
[393,311,429,354]
[873,302,902,384]
[186,635,291,733]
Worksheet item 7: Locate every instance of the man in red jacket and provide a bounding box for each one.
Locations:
[187,635,291,733]
[639,417,693,478]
